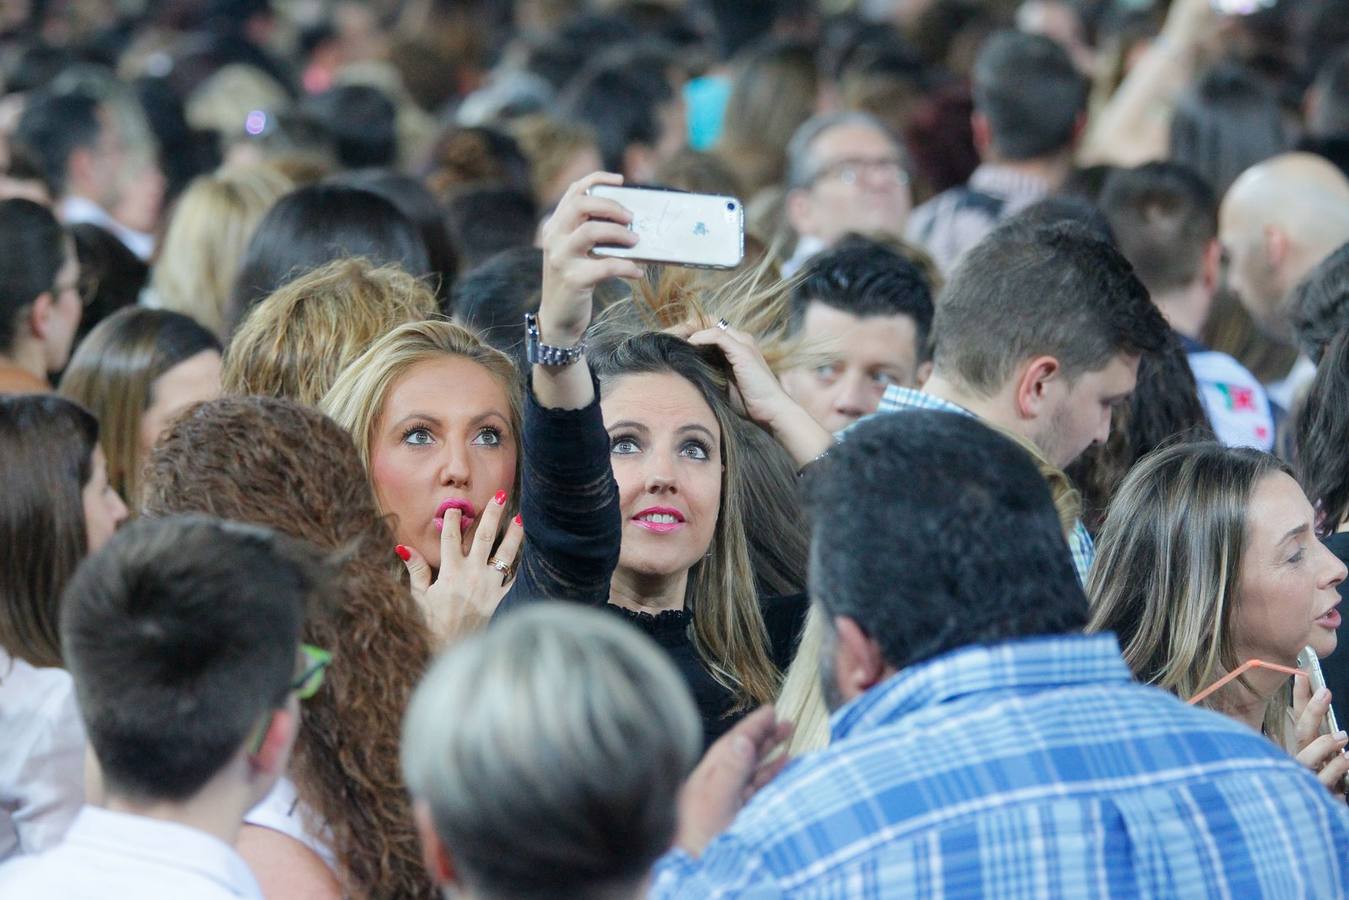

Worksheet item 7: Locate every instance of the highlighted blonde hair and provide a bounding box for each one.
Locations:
[152,165,292,337]
[223,257,439,407]
[319,319,522,492]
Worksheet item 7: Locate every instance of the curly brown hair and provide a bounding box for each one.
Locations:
[140,396,435,900]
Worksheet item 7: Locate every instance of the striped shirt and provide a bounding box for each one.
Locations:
[873,386,1095,582]
[651,634,1349,898]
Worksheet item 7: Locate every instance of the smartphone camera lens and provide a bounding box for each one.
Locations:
[726,201,736,211]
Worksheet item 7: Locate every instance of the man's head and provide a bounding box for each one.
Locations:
[1219,153,1349,344]
[402,603,700,899]
[60,515,321,807]
[929,222,1169,468]
[0,198,81,373]
[13,90,127,209]
[785,111,912,247]
[1307,46,1349,139]
[781,236,935,431]
[559,60,684,183]
[971,30,1088,163]
[806,411,1087,707]
[1099,162,1220,338]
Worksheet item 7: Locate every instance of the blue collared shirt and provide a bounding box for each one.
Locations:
[651,634,1349,898]
[872,385,1095,582]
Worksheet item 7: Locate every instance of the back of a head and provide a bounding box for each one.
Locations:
[1292,242,1349,365]
[804,411,1086,671]
[0,197,67,355]
[70,223,148,344]
[152,164,294,338]
[999,195,1116,246]
[402,603,701,900]
[559,61,673,173]
[444,185,539,273]
[1170,63,1287,197]
[452,247,543,357]
[1099,162,1218,298]
[972,30,1087,161]
[934,222,1168,394]
[60,307,221,505]
[224,257,440,407]
[0,394,98,668]
[11,90,102,197]
[227,183,431,333]
[60,515,316,801]
[303,84,398,170]
[1292,243,1349,533]
[790,235,935,350]
[1088,442,1285,698]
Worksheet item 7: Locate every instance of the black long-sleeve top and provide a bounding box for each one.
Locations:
[496,374,808,749]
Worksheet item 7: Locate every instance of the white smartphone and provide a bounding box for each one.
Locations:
[587,184,745,270]
[1298,646,1348,793]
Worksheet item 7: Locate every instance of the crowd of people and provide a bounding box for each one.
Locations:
[3,0,1349,896]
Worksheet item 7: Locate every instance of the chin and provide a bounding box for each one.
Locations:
[1309,631,1338,660]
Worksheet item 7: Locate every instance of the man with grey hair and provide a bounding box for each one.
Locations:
[782,111,912,275]
[401,603,705,900]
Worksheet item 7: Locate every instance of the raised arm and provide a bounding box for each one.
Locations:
[498,173,643,613]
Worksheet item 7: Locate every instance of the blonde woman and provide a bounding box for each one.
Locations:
[149,165,292,337]
[1088,442,1349,793]
[223,257,439,407]
[59,307,222,510]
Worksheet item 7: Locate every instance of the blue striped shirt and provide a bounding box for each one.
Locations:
[651,634,1349,898]
[873,385,1095,582]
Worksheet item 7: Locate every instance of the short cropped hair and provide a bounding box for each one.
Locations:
[805,411,1087,671]
[972,31,1087,160]
[11,91,103,197]
[60,515,321,801]
[785,110,897,189]
[1099,162,1218,296]
[0,198,67,354]
[402,603,700,900]
[932,222,1168,395]
[790,235,935,356]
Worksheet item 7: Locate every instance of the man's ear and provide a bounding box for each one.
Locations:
[832,615,887,701]
[249,708,297,778]
[27,291,55,342]
[785,186,812,237]
[970,111,993,157]
[915,359,934,388]
[66,146,96,195]
[1013,355,1063,421]
[413,799,457,886]
[1201,238,1222,294]
[622,143,656,183]
[1263,224,1289,270]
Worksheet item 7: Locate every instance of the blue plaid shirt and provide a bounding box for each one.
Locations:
[871,385,1095,582]
[651,634,1349,898]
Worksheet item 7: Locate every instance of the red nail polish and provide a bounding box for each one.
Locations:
[514,514,523,526]
[495,490,507,505]
[395,545,411,561]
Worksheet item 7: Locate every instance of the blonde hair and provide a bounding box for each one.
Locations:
[1087,442,1293,743]
[151,165,293,337]
[510,114,599,207]
[223,258,440,407]
[319,318,522,493]
[185,64,290,140]
[777,426,1083,756]
[59,307,221,509]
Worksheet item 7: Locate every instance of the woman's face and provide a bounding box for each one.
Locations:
[139,350,222,460]
[1234,472,1348,665]
[602,372,722,581]
[369,356,517,569]
[82,445,129,553]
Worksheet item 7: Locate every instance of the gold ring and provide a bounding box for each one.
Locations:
[487,558,511,575]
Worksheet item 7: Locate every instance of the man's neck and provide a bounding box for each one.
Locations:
[102,779,260,846]
[921,372,1028,443]
[1152,285,1207,340]
[0,342,47,381]
[609,567,689,615]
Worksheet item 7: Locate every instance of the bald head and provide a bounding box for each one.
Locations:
[1219,153,1349,342]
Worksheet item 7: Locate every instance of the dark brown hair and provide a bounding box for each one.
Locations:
[1293,243,1349,532]
[141,396,436,900]
[0,394,98,667]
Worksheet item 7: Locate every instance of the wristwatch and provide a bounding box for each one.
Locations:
[524,313,587,367]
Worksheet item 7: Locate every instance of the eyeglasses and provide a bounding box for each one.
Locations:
[247,644,332,755]
[808,157,909,188]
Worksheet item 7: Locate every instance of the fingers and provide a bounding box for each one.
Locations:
[493,513,525,580]
[1294,670,1313,720]
[1296,731,1349,771]
[469,490,509,565]
[1317,752,1349,793]
[397,544,431,594]
[435,507,463,576]
[1296,687,1334,749]
[561,220,637,258]
[560,170,624,204]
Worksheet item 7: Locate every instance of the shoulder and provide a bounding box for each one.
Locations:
[0,657,83,753]
[243,778,336,874]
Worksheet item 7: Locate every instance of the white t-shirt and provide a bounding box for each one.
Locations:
[244,776,337,872]
[0,650,86,861]
[0,805,262,898]
[1186,346,1277,451]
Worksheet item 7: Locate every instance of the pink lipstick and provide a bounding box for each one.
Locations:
[632,506,686,534]
[433,498,477,534]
